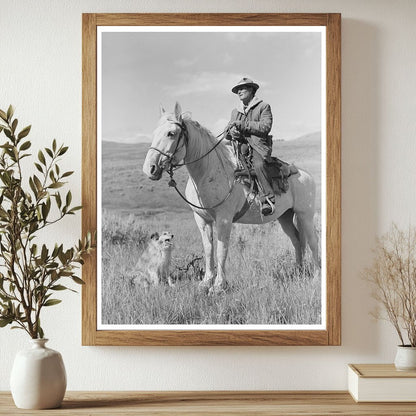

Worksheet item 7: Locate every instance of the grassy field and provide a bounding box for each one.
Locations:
[101,133,322,326]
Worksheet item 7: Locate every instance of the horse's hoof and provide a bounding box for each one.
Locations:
[198,279,213,293]
[208,283,228,296]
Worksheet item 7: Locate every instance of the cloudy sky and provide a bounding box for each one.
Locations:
[100,28,323,143]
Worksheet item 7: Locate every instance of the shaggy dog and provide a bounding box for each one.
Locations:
[132,231,174,288]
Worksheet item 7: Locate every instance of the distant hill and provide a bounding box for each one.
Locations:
[274,132,321,163]
[101,130,322,215]
[102,141,191,215]
[289,131,321,145]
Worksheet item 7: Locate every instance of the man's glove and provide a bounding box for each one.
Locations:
[229,126,242,141]
[231,120,244,131]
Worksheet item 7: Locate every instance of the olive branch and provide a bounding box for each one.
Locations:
[0,105,94,339]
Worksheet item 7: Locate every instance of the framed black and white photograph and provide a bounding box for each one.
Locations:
[82,13,341,346]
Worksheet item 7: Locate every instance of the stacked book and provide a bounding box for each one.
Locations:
[348,364,416,402]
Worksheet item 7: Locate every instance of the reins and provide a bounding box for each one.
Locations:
[150,121,226,168]
[168,173,237,211]
[149,120,236,211]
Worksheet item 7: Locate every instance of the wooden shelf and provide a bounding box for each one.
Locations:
[2,391,416,415]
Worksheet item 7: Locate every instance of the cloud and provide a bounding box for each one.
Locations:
[163,71,246,97]
[225,32,253,43]
[174,57,198,68]
[213,118,230,135]
[222,52,234,66]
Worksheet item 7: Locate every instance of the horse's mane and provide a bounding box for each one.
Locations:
[182,117,237,171]
[158,112,237,175]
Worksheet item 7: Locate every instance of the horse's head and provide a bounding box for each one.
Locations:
[143,102,187,180]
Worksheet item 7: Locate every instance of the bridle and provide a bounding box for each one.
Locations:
[148,119,236,210]
[149,121,188,172]
[149,120,226,171]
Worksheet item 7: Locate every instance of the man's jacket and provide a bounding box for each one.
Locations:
[226,96,273,157]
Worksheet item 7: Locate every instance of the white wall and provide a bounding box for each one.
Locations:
[1,0,416,391]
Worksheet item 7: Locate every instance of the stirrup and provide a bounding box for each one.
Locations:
[262,196,275,216]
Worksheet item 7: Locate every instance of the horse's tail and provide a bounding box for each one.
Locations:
[289,167,316,212]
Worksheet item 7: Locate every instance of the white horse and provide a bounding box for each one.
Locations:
[143,103,320,293]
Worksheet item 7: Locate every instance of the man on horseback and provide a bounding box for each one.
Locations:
[225,77,275,216]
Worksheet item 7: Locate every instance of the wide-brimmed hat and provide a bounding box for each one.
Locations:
[231,77,260,94]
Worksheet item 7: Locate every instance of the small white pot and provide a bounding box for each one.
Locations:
[10,339,67,409]
[394,345,416,371]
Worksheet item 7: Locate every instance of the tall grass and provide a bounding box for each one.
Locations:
[101,210,321,326]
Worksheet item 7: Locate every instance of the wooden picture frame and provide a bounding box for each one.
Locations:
[82,13,341,346]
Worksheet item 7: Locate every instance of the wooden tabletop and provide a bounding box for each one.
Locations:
[1,391,416,415]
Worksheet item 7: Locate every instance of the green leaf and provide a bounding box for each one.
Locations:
[0,317,13,327]
[43,299,62,307]
[69,206,82,214]
[33,175,43,192]
[65,191,72,207]
[58,250,67,264]
[58,146,68,156]
[19,153,30,160]
[45,148,53,158]
[6,105,14,122]
[34,163,43,173]
[19,140,31,151]
[4,129,12,140]
[51,243,59,258]
[38,150,46,165]
[0,109,7,121]
[31,244,38,256]
[18,125,31,140]
[50,285,68,291]
[38,325,44,339]
[55,192,62,208]
[48,182,64,189]
[72,276,85,285]
[29,177,38,196]
[0,293,12,302]
[41,244,48,262]
[61,171,74,178]
[41,202,50,221]
[11,119,18,133]
[52,139,57,152]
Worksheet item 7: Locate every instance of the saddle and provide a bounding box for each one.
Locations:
[234,156,298,195]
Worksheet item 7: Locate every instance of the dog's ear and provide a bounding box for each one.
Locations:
[150,232,160,240]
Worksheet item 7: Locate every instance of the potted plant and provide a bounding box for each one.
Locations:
[0,105,94,408]
[363,223,416,370]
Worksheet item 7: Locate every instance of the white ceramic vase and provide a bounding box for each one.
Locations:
[10,339,67,409]
[394,345,416,371]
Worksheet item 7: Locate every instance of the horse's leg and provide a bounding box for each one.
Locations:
[211,217,233,293]
[278,209,303,265]
[194,213,215,288]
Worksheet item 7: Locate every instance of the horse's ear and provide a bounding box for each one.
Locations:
[159,104,166,116]
[174,102,182,122]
